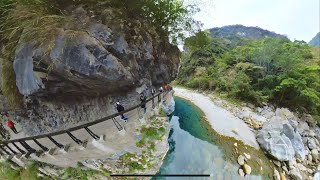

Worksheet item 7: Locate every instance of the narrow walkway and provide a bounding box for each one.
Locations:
[0,92,172,168]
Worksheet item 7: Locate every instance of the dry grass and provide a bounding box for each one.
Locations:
[0,1,73,108]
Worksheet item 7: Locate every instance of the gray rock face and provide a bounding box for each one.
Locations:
[8,7,180,135]
[13,44,44,96]
[162,96,175,115]
[315,127,320,142]
[297,121,310,135]
[308,138,317,150]
[257,120,306,161]
[14,24,179,97]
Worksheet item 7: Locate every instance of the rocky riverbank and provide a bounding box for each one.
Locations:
[209,94,320,180]
[175,87,320,180]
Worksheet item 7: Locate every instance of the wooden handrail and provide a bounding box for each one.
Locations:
[0,91,168,144]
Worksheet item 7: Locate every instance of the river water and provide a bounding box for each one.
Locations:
[156,97,262,180]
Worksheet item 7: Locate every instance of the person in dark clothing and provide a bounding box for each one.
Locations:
[116,102,127,121]
[159,87,163,93]
[151,88,155,96]
[140,93,147,113]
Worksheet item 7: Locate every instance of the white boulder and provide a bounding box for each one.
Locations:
[257,120,306,161]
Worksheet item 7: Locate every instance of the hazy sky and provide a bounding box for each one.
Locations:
[186,0,320,42]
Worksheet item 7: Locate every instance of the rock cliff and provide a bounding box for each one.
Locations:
[2,7,180,135]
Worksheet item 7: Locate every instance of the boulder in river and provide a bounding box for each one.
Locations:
[307,154,313,162]
[311,149,319,162]
[238,168,245,177]
[257,120,305,161]
[243,152,251,160]
[289,168,303,180]
[308,138,317,150]
[275,108,295,121]
[243,164,252,175]
[273,160,281,167]
[280,172,287,180]
[314,172,320,180]
[274,168,281,180]
[237,155,245,165]
[297,121,310,135]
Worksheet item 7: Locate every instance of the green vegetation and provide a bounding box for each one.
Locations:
[63,167,110,180]
[119,152,147,173]
[159,108,168,117]
[136,139,146,147]
[135,122,166,148]
[128,115,168,173]
[141,126,165,141]
[178,31,320,122]
[0,159,111,180]
[0,160,40,180]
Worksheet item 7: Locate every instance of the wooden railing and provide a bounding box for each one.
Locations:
[0,91,169,157]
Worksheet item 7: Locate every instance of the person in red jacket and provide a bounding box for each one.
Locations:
[7,120,18,134]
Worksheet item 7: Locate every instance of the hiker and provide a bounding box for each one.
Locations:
[140,93,147,113]
[116,102,128,122]
[165,85,169,92]
[159,86,163,93]
[7,119,18,134]
[151,88,155,96]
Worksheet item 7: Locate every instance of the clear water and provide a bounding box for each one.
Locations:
[156,97,262,180]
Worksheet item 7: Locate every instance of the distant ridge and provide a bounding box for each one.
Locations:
[309,32,320,47]
[209,24,288,41]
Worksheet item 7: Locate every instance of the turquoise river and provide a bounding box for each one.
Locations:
[156,97,262,180]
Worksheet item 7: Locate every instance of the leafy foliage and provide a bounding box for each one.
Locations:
[64,166,110,180]
[178,31,320,122]
[0,161,40,180]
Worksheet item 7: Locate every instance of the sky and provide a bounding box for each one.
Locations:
[186,0,320,42]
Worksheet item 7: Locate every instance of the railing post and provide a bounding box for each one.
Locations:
[48,136,64,149]
[5,144,17,154]
[12,142,26,154]
[152,96,155,109]
[19,141,36,154]
[137,108,143,119]
[0,146,11,155]
[84,127,99,140]
[112,118,123,131]
[66,131,83,145]
[33,139,49,152]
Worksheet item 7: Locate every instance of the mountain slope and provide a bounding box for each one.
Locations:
[209,25,288,41]
[309,32,320,47]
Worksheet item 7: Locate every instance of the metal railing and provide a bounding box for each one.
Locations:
[0,91,170,157]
